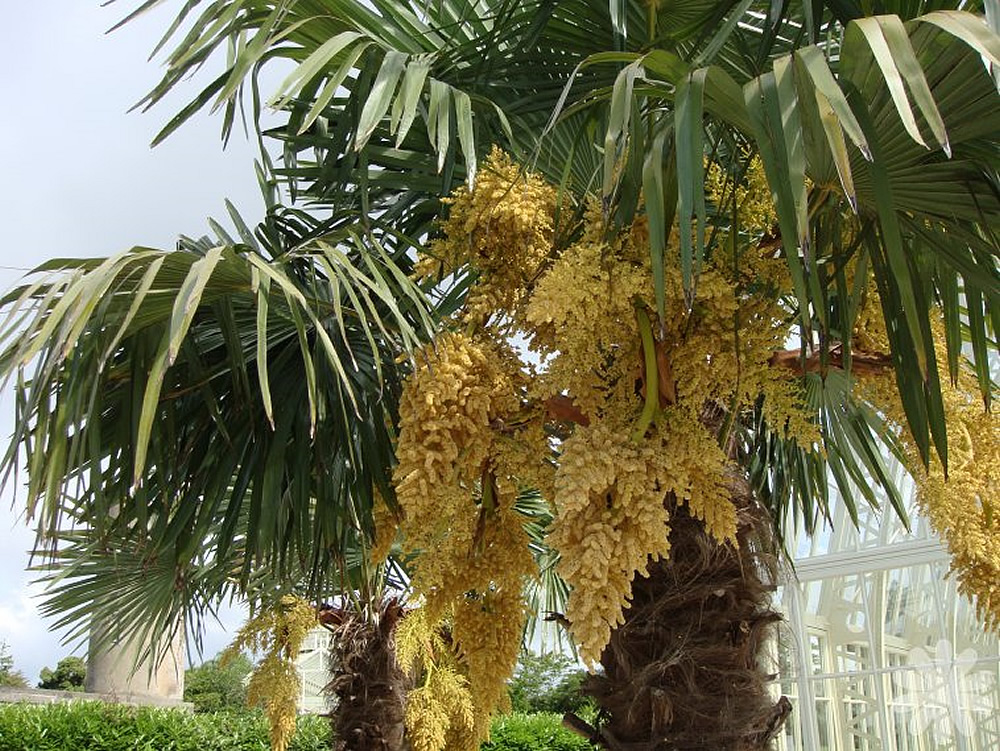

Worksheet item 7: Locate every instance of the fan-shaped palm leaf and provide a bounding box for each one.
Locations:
[2,201,433,603]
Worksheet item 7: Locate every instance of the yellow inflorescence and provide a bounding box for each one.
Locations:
[394,332,517,503]
[659,409,739,545]
[395,608,479,751]
[923,391,1000,629]
[491,417,556,502]
[526,237,647,418]
[395,606,447,676]
[704,154,820,446]
[222,596,317,751]
[849,278,892,359]
[754,365,823,450]
[548,408,739,664]
[521,165,818,663]
[406,665,476,751]
[706,154,778,236]
[417,147,557,325]
[389,147,1000,748]
[392,332,531,611]
[390,329,539,748]
[548,419,673,662]
[370,489,400,564]
[451,584,524,740]
[390,150,829,742]
[397,592,524,751]
[399,610,477,751]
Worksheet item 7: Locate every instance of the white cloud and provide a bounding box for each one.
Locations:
[0,589,37,637]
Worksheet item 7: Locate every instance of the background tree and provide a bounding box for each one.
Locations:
[184,652,252,713]
[0,642,28,689]
[36,656,86,692]
[507,651,590,717]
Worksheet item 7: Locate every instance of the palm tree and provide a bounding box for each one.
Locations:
[3,1,998,748]
[0,195,434,747]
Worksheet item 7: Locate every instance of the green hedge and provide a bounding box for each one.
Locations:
[0,704,593,751]
[482,713,592,751]
[0,703,331,751]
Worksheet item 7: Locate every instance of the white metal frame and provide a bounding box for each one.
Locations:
[775,467,1000,751]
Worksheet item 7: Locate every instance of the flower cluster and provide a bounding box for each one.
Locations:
[519,159,827,662]
[394,333,517,504]
[396,609,476,751]
[406,666,476,751]
[392,333,530,610]
[526,234,647,418]
[395,589,526,751]
[451,584,524,741]
[417,147,557,326]
[705,154,778,236]
[547,419,673,662]
[222,596,317,751]
[547,408,739,663]
[370,489,400,564]
[388,149,828,741]
[389,332,539,748]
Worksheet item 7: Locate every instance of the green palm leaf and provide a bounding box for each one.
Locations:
[2,201,433,599]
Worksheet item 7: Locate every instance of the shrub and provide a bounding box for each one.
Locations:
[481,712,593,751]
[0,703,592,750]
[0,702,332,751]
[184,653,253,713]
[507,651,591,716]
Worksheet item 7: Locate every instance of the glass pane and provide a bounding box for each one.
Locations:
[806,677,882,751]
[838,674,882,751]
[776,459,1000,751]
[813,691,834,751]
[810,633,828,678]
[958,659,1000,750]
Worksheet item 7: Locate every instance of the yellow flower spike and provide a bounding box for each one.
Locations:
[221,596,317,751]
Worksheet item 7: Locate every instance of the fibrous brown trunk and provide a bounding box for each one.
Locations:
[324,598,411,751]
[577,496,790,750]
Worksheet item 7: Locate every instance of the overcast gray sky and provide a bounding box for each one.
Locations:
[0,2,273,682]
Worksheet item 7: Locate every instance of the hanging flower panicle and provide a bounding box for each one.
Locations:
[384,148,826,741]
[222,596,317,751]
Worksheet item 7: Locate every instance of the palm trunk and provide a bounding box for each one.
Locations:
[577,495,790,750]
[324,599,411,751]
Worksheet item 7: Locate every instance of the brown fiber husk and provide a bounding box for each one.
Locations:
[324,598,412,751]
[581,495,790,751]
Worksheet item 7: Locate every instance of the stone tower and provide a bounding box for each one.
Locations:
[84,618,186,703]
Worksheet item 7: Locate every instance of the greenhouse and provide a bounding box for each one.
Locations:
[775,465,1000,751]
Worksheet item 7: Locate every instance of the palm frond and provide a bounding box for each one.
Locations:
[742,370,910,559]
[1,201,433,605]
[574,9,998,471]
